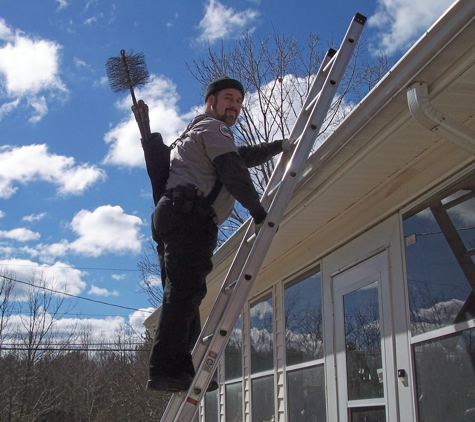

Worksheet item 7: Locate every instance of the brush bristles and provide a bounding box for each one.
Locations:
[106,50,150,94]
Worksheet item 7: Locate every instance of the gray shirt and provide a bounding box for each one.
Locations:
[166,112,239,224]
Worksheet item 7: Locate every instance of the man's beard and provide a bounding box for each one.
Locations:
[213,98,238,126]
[217,109,238,126]
[217,111,237,126]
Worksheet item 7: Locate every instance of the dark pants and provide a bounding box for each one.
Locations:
[148,194,218,378]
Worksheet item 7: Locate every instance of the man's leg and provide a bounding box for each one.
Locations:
[147,198,217,390]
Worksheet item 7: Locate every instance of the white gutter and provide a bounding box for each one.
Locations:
[407,81,475,155]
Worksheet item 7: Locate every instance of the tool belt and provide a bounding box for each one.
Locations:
[164,184,216,219]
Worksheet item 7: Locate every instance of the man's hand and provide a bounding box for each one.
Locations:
[252,208,267,235]
[254,220,264,235]
[281,138,296,152]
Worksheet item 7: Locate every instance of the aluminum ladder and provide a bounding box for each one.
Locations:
[160,12,367,422]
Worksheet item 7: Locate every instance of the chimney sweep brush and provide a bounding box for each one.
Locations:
[106,49,152,141]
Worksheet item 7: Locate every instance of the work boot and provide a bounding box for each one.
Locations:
[146,373,193,392]
[206,380,219,392]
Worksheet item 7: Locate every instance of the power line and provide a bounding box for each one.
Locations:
[0,346,151,353]
[0,262,141,272]
[1,342,147,347]
[0,274,153,314]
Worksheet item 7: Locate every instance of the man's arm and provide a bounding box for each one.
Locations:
[237,140,283,168]
[213,152,267,224]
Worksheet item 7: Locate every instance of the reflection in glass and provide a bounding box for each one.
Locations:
[350,406,386,422]
[205,371,218,422]
[403,181,475,335]
[414,328,475,422]
[287,365,326,421]
[285,272,323,365]
[192,410,199,422]
[225,382,243,422]
[344,282,384,401]
[250,295,273,374]
[205,389,218,422]
[251,375,275,422]
[225,315,242,381]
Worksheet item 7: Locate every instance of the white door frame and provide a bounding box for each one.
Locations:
[333,251,397,421]
[322,215,416,422]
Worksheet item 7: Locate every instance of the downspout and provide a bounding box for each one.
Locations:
[407,81,475,155]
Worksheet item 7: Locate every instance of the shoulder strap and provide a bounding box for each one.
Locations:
[170,114,209,149]
[205,178,223,205]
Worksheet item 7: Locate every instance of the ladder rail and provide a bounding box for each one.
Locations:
[161,47,338,422]
[160,13,366,422]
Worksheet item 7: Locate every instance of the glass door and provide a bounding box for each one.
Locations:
[333,252,398,422]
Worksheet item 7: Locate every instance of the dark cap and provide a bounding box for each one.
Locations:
[205,76,245,102]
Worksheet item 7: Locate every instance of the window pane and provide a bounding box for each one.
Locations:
[225,382,243,422]
[225,315,242,381]
[287,365,326,422]
[251,375,275,422]
[349,406,386,422]
[403,180,475,336]
[204,388,218,422]
[204,371,218,422]
[284,272,323,365]
[344,281,383,401]
[414,328,475,422]
[250,295,273,374]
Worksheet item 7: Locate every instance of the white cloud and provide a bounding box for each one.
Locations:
[93,76,109,88]
[129,308,154,332]
[197,0,259,43]
[0,228,40,242]
[0,258,87,300]
[368,0,454,55]
[88,284,119,297]
[144,274,161,287]
[67,205,144,257]
[28,96,48,123]
[7,306,153,346]
[0,99,20,119]
[74,57,88,68]
[0,144,106,198]
[18,206,143,261]
[0,210,5,219]
[22,212,47,223]
[0,18,67,121]
[103,75,192,167]
[55,0,69,10]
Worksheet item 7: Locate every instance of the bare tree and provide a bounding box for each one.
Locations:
[137,238,163,308]
[0,270,14,346]
[1,271,77,422]
[139,29,390,308]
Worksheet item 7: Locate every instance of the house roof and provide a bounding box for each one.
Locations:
[144,0,475,330]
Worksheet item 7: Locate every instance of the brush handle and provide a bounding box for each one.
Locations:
[132,100,152,141]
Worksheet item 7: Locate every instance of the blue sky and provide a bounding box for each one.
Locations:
[0,0,455,338]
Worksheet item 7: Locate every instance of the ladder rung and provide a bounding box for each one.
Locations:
[224,280,238,295]
[267,181,281,198]
[201,334,214,345]
[323,51,337,75]
[305,91,321,113]
[246,232,257,244]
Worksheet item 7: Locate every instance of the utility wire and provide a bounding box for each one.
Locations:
[0,346,151,352]
[0,274,153,314]
[0,263,140,272]
[1,342,147,347]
